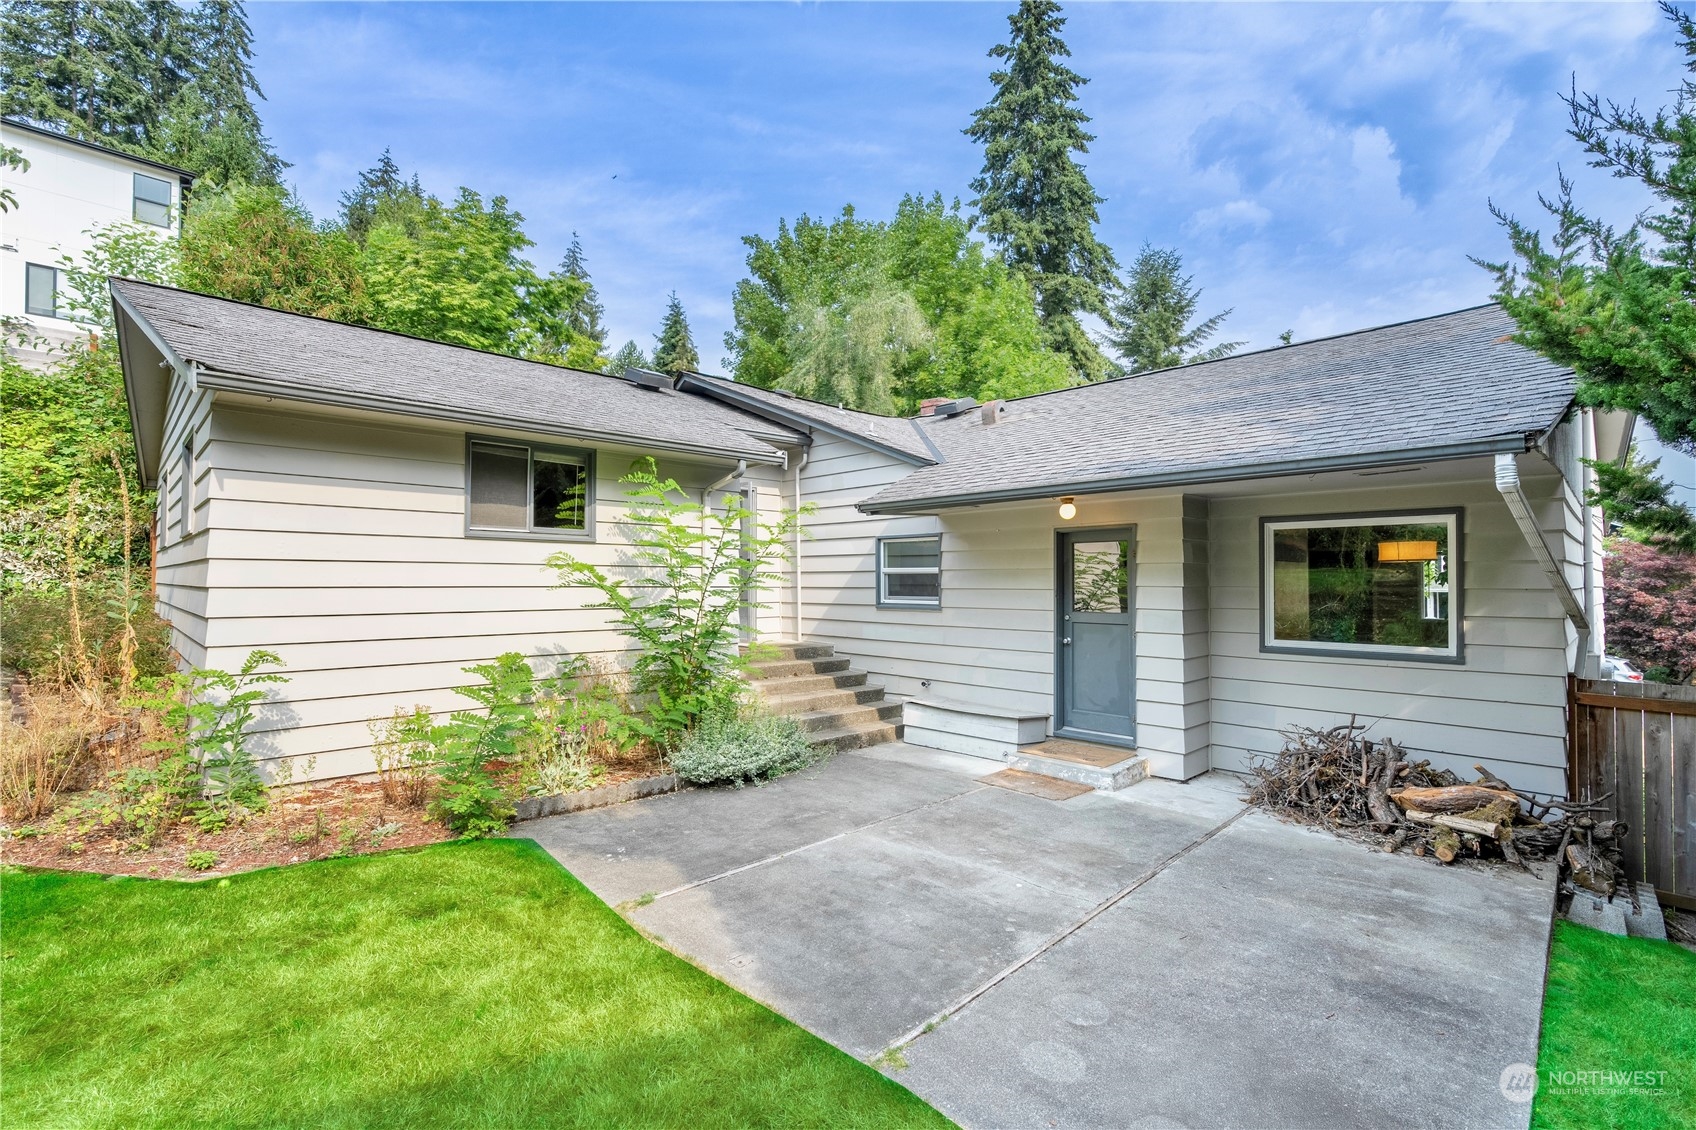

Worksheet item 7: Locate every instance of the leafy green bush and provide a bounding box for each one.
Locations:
[670,709,818,788]
[426,654,532,838]
[184,849,218,872]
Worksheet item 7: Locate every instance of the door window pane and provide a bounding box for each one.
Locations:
[133,173,173,226]
[1266,515,1456,655]
[24,263,58,317]
[468,443,529,529]
[533,454,587,531]
[1072,540,1129,613]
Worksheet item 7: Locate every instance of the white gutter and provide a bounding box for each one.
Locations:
[791,450,809,640]
[1579,409,1603,671]
[1494,452,1589,639]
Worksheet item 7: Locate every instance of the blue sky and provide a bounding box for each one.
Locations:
[248,1,1678,369]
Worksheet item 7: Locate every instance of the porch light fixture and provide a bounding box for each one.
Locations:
[1377,539,1439,562]
[1058,497,1077,521]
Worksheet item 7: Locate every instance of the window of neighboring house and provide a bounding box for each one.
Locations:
[1261,510,1461,661]
[24,263,60,317]
[878,535,942,608]
[466,438,592,538]
[177,441,194,540]
[133,172,173,227]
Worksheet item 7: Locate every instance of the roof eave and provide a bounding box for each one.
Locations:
[678,374,934,466]
[190,368,788,466]
[856,433,1538,515]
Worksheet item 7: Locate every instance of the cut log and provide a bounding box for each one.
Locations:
[1388,785,1519,814]
[1404,808,1505,841]
[1432,826,1461,863]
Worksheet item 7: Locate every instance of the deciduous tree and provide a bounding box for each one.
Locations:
[1603,539,1696,683]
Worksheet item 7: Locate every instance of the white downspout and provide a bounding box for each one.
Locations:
[1495,453,1590,663]
[791,450,809,641]
[1579,410,1603,674]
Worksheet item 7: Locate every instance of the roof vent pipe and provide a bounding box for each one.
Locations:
[1494,453,1589,640]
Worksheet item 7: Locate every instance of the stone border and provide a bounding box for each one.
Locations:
[514,774,679,821]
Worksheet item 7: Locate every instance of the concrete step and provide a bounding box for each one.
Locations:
[744,655,852,680]
[789,700,904,734]
[1007,746,1149,791]
[808,721,901,754]
[744,640,836,661]
[760,685,890,715]
[749,669,869,696]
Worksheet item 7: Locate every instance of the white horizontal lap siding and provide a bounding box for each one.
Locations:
[1206,475,1576,796]
[153,367,213,667]
[198,403,757,781]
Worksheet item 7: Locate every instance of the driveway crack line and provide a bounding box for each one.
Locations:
[881,804,1251,1055]
[642,784,995,904]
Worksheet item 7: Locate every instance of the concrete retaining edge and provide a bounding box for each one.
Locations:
[513,774,680,821]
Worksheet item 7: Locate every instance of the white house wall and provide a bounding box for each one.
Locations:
[185,401,782,781]
[153,366,214,668]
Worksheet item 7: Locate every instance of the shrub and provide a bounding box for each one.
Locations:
[671,709,818,788]
[368,706,434,807]
[1604,539,1696,683]
[0,587,174,685]
[425,654,531,838]
[0,689,104,820]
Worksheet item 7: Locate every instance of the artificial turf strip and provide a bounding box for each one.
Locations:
[1531,920,1696,1130]
[2,840,952,1130]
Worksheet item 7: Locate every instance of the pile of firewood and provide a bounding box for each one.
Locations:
[1246,719,1629,896]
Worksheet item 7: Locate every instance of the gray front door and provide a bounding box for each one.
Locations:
[1056,528,1136,743]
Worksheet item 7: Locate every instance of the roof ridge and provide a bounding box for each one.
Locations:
[110,277,632,386]
[682,370,909,422]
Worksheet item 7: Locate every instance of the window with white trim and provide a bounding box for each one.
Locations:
[177,441,193,540]
[466,439,592,538]
[24,263,60,317]
[133,172,173,227]
[878,535,941,607]
[1261,511,1460,661]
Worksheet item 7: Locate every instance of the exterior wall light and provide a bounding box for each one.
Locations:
[1058,497,1077,520]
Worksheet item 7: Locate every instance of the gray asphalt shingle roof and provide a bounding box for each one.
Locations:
[678,373,938,464]
[861,304,1576,513]
[111,279,802,462]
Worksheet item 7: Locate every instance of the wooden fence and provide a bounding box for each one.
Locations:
[1568,677,1696,910]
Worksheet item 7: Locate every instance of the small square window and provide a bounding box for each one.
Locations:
[24,263,59,317]
[878,535,941,608]
[1261,511,1460,661]
[133,172,173,227]
[466,438,593,538]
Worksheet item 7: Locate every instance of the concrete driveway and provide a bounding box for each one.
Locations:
[523,743,1554,1130]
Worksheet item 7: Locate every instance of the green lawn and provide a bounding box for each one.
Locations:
[1532,920,1696,1130]
[2,840,950,1129]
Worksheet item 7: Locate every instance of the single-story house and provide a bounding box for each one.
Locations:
[113,278,1628,796]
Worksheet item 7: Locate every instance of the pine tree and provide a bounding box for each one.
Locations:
[965,0,1116,381]
[1106,244,1241,373]
[606,340,649,375]
[340,149,425,241]
[651,292,700,374]
[558,233,607,348]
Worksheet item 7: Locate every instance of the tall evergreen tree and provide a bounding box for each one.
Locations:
[606,340,650,375]
[651,292,700,374]
[339,149,425,242]
[965,0,1116,381]
[1106,244,1242,373]
[558,233,607,349]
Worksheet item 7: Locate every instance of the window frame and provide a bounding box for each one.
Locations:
[133,172,174,227]
[177,440,194,542]
[24,262,60,318]
[1258,508,1464,664]
[463,434,596,542]
[876,534,943,610]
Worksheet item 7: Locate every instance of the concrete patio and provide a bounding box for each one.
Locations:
[521,743,1555,1130]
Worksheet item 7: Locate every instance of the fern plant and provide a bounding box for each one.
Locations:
[425,654,535,837]
[547,459,811,745]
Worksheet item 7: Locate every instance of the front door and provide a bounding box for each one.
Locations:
[1056,528,1136,743]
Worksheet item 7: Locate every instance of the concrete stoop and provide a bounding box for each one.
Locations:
[904,697,1149,794]
[1007,746,1149,791]
[746,641,901,754]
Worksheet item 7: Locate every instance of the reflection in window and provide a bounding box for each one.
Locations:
[467,440,592,536]
[1264,513,1458,657]
[879,536,941,606]
[1072,540,1128,613]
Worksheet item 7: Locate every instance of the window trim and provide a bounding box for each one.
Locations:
[133,171,174,227]
[1258,508,1464,664]
[177,440,194,541]
[463,434,596,542]
[24,262,60,318]
[876,534,942,610]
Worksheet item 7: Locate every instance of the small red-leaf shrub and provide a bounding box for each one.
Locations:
[1604,540,1696,684]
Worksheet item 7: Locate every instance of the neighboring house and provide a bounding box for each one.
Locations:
[113,280,1624,797]
[2,118,192,363]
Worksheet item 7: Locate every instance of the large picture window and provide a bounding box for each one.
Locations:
[466,438,592,538]
[878,535,941,608]
[1261,511,1460,661]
